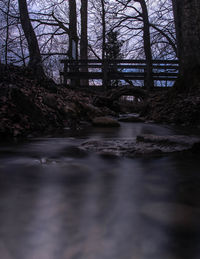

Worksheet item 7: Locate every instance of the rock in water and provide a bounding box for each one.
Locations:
[92,117,120,127]
[80,135,200,157]
[118,114,145,122]
[136,134,200,151]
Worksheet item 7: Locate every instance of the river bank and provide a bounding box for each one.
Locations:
[0,65,116,139]
[1,64,200,140]
[142,89,200,126]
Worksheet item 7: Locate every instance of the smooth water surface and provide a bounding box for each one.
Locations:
[0,122,200,259]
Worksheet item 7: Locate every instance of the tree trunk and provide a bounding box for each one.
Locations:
[18,0,44,78]
[100,0,107,88]
[5,0,11,65]
[17,25,26,67]
[68,0,78,60]
[142,0,154,91]
[80,0,88,86]
[172,0,200,89]
[135,0,154,90]
[101,0,106,60]
[68,0,79,87]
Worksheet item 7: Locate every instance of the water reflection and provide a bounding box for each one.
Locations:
[0,123,200,258]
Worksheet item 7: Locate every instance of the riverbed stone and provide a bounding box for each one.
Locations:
[43,93,57,109]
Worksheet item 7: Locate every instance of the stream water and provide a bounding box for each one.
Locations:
[0,122,200,259]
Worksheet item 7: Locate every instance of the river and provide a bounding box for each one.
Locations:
[0,122,200,259]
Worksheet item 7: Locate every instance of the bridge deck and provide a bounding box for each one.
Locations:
[60,71,178,81]
[60,59,179,86]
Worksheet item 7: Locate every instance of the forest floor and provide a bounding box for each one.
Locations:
[1,64,200,140]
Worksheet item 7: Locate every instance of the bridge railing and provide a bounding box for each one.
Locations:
[60,59,179,87]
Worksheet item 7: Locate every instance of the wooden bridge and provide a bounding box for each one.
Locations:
[60,59,179,88]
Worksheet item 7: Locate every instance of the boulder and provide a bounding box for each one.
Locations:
[61,103,78,118]
[92,117,120,127]
[79,102,103,118]
[43,93,57,109]
[10,87,45,128]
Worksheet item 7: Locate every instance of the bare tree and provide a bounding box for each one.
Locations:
[5,0,11,65]
[134,0,153,90]
[68,0,78,60]
[80,0,88,61]
[150,0,177,58]
[88,0,112,60]
[101,0,106,60]
[18,0,45,78]
[0,0,178,85]
[80,0,89,86]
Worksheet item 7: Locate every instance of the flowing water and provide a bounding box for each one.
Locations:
[0,122,200,259]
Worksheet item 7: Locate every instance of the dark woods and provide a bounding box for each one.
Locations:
[1,0,176,82]
[1,0,199,88]
[0,0,200,138]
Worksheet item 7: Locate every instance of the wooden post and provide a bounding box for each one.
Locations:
[102,59,108,89]
[70,59,80,88]
[143,65,146,88]
[63,60,68,86]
